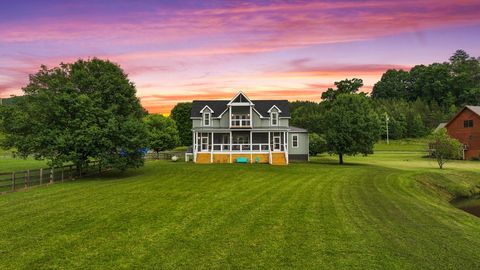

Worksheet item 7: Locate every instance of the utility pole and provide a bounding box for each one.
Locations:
[385,113,390,145]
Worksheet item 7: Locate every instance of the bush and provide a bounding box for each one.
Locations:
[309,133,327,156]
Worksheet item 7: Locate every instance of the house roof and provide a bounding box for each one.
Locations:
[191,100,290,118]
[466,105,480,116]
[445,105,480,128]
[434,123,447,132]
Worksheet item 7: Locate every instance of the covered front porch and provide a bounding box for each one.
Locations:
[192,130,288,164]
[194,131,287,153]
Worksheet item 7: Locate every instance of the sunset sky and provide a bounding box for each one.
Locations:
[1,0,480,113]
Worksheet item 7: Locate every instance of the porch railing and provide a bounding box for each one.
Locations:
[211,143,270,152]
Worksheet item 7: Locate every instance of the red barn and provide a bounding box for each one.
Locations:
[445,106,480,160]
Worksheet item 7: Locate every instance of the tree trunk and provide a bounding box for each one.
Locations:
[339,152,344,165]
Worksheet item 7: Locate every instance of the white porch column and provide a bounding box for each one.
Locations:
[193,132,197,162]
[229,131,232,163]
[210,132,214,163]
[268,131,271,164]
[284,131,289,164]
[250,131,253,163]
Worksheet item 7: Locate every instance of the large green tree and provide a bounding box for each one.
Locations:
[290,101,325,134]
[449,50,480,106]
[321,78,363,101]
[0,58,147,171]
[170,102,192,146]
[324,94,381,164]
[371,69,410,99]
[145,114,180,156]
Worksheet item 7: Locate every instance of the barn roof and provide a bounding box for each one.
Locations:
[445,105,480,128]
[466,105,480,116]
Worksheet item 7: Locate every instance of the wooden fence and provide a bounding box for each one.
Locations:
[144,151,186,161]
[0,161,103,194]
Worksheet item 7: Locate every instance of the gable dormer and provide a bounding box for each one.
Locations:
[267,105,281,126]
[228,91,254,106]
[228,91,253,128]
[200,105,213,126]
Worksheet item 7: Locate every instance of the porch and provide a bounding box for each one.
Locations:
[193,131,288,153]
[192,130,289,164]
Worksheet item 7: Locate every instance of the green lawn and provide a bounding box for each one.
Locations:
[374,138,429,152]
[0,151,480,269]
[0,154,48,173]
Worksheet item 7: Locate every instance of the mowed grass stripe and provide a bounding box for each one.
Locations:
[0,156,480,269]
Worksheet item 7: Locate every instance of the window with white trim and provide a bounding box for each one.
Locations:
[292,134,299,148]
[271,112,278,126]
[203,112,211,126]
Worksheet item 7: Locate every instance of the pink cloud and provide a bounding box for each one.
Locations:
[274,62,412,77]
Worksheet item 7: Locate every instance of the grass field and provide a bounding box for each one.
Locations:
[0,144,47,173]
[1,147,480,269]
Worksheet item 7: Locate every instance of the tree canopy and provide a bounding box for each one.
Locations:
[0,58,147,171]
[324,94,381,164]
[144,114,180,154]
[321,78,363,101]
[170,102,192,146]
[372,50,480,108]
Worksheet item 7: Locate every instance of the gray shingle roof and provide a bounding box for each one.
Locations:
[191,100,290,118]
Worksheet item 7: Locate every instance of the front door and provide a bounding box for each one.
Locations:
[273,134,281,151]
[201,134,209,151]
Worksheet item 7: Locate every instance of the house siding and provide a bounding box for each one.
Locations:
[288,133,309,155]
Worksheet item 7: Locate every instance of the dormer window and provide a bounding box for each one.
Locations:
[203,112,211,126]
[267,105,282,126]
[271,112,278,126]
[200,105,213,127]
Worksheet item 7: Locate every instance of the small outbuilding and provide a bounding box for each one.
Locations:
[444,106,480,159]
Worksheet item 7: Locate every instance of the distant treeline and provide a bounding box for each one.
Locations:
[290,50,480,140]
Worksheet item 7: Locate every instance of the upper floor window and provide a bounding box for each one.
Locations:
[271,112,278,126]
[292,135,299,148]
[203,112,211,126]
[464,119,474,128]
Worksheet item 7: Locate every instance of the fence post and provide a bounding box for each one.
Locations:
[40,168,43,185]
[24,171,28,188]
[27,170,30,186]
[61,167,64,183]
[50,168,54,184]
[11,172,15,191]
[69,165,73,180]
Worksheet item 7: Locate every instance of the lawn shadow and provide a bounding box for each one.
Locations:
[80,167,145,182]
[308,155,370,167]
